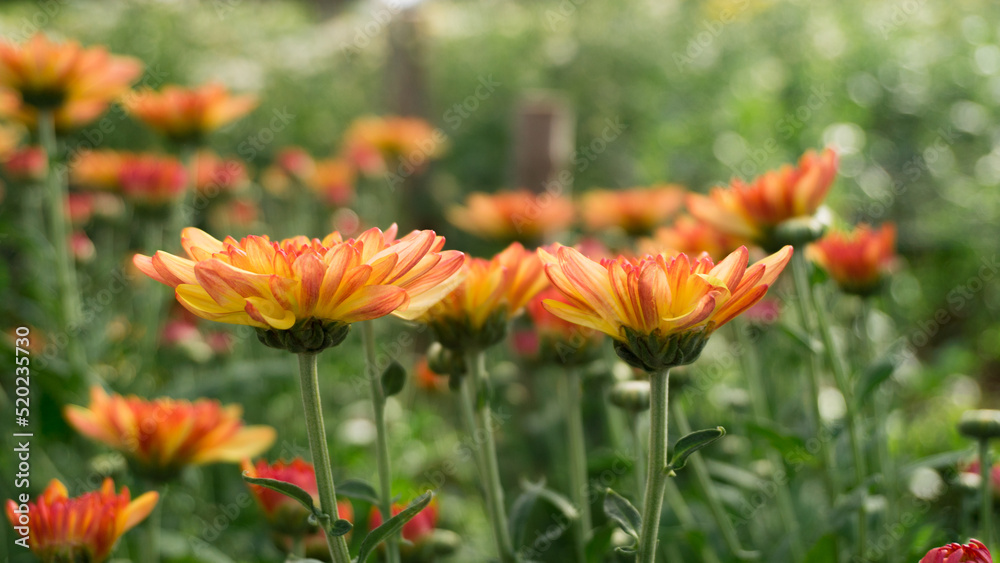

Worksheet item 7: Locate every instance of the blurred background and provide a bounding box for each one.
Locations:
[2,0,1000,561]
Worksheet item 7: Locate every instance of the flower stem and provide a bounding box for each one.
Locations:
[630,412,647,509]
[38,110,87,379]
[636,368,669,563]
[296,353,352,563]
[673,401,758,560]
[807,272,869,558]
[463,349,516,563]
[790,251,841,509]
[362,321,401,563]
[981,437,993,548]
[562,366,590,562]
[732,323,804,560]
[144,488,162,563]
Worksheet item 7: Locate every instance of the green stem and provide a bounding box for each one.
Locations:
[661,456,723,563]
[860,300,898,563]
[464,349,516,563]
[981,437,993,548]
[562,367,590,562]
[144,489,162,563]
[362,321,401,563]
[630,412,647,509]
[808,275,869,557]
[38,110,87,379]
[296,353,352,563]
[790,251,840,508]
[732,324,805,560]
[636,369,669,563]
[673,401,758,560]
[171,144,197,246]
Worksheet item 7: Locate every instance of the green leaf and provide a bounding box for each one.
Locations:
[242,472,319,518]
[328,518,353,537]
[854,357,896,408]
[584,526,615,563]
[778,322,821,354]
[803,534,838,563]
[744,421,806,456]
[381,361,406,397]
[337,478,380,505]
[668,427,726,472]
[603,488,641,541]
[356,491,433,563]
[509,480,579,550]
[509,489,540,549]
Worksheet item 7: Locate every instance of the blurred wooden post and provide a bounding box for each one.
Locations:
[386,6,426,117]
[386,6,434,230]
[514,94,574,196]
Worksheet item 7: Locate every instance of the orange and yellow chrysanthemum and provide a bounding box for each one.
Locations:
[342,115,444,175]
[687,148,837,246]
[580,185,685,236]
[640,215,749,261]
[126,83,257,142]
[447,189,575,243]
[421,242,549,350]
[64,386,275,477]
[540,245,792,370]
[6,478,158,563]
[0,34,141,130]
[134,225,465,351]
[809,223,896,295]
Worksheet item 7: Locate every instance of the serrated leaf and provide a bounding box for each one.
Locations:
[243,472,319,518]
[603,489,641,541]
[336,478,380,505]
[668,427,726,472]
[355,491,433,563]
[854,357,896,407]
[381,361,406,397]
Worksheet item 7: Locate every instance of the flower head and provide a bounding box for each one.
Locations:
[134,225,465,353]
[920,539,992,563]
[447,189,575,243]
[242,458,352,532]
[126,83,257,143]
[6,478,158,563]
[306,158,355,206]
[368,500,437,544]
[70,149,128,190]
[342,115,444,175]
[687,148,837,248]
[540,245,792,371]
[118,153,188,207]
[809,223,896,295]
[2,145,46,182]
[242,458,353,556]
[421,242,548,350]
[0,33,141,125]
[580,185,685,236]
[64,386,276,479]
[525,286,604,364]
[640,215,749,261]
[194,150,248,196]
